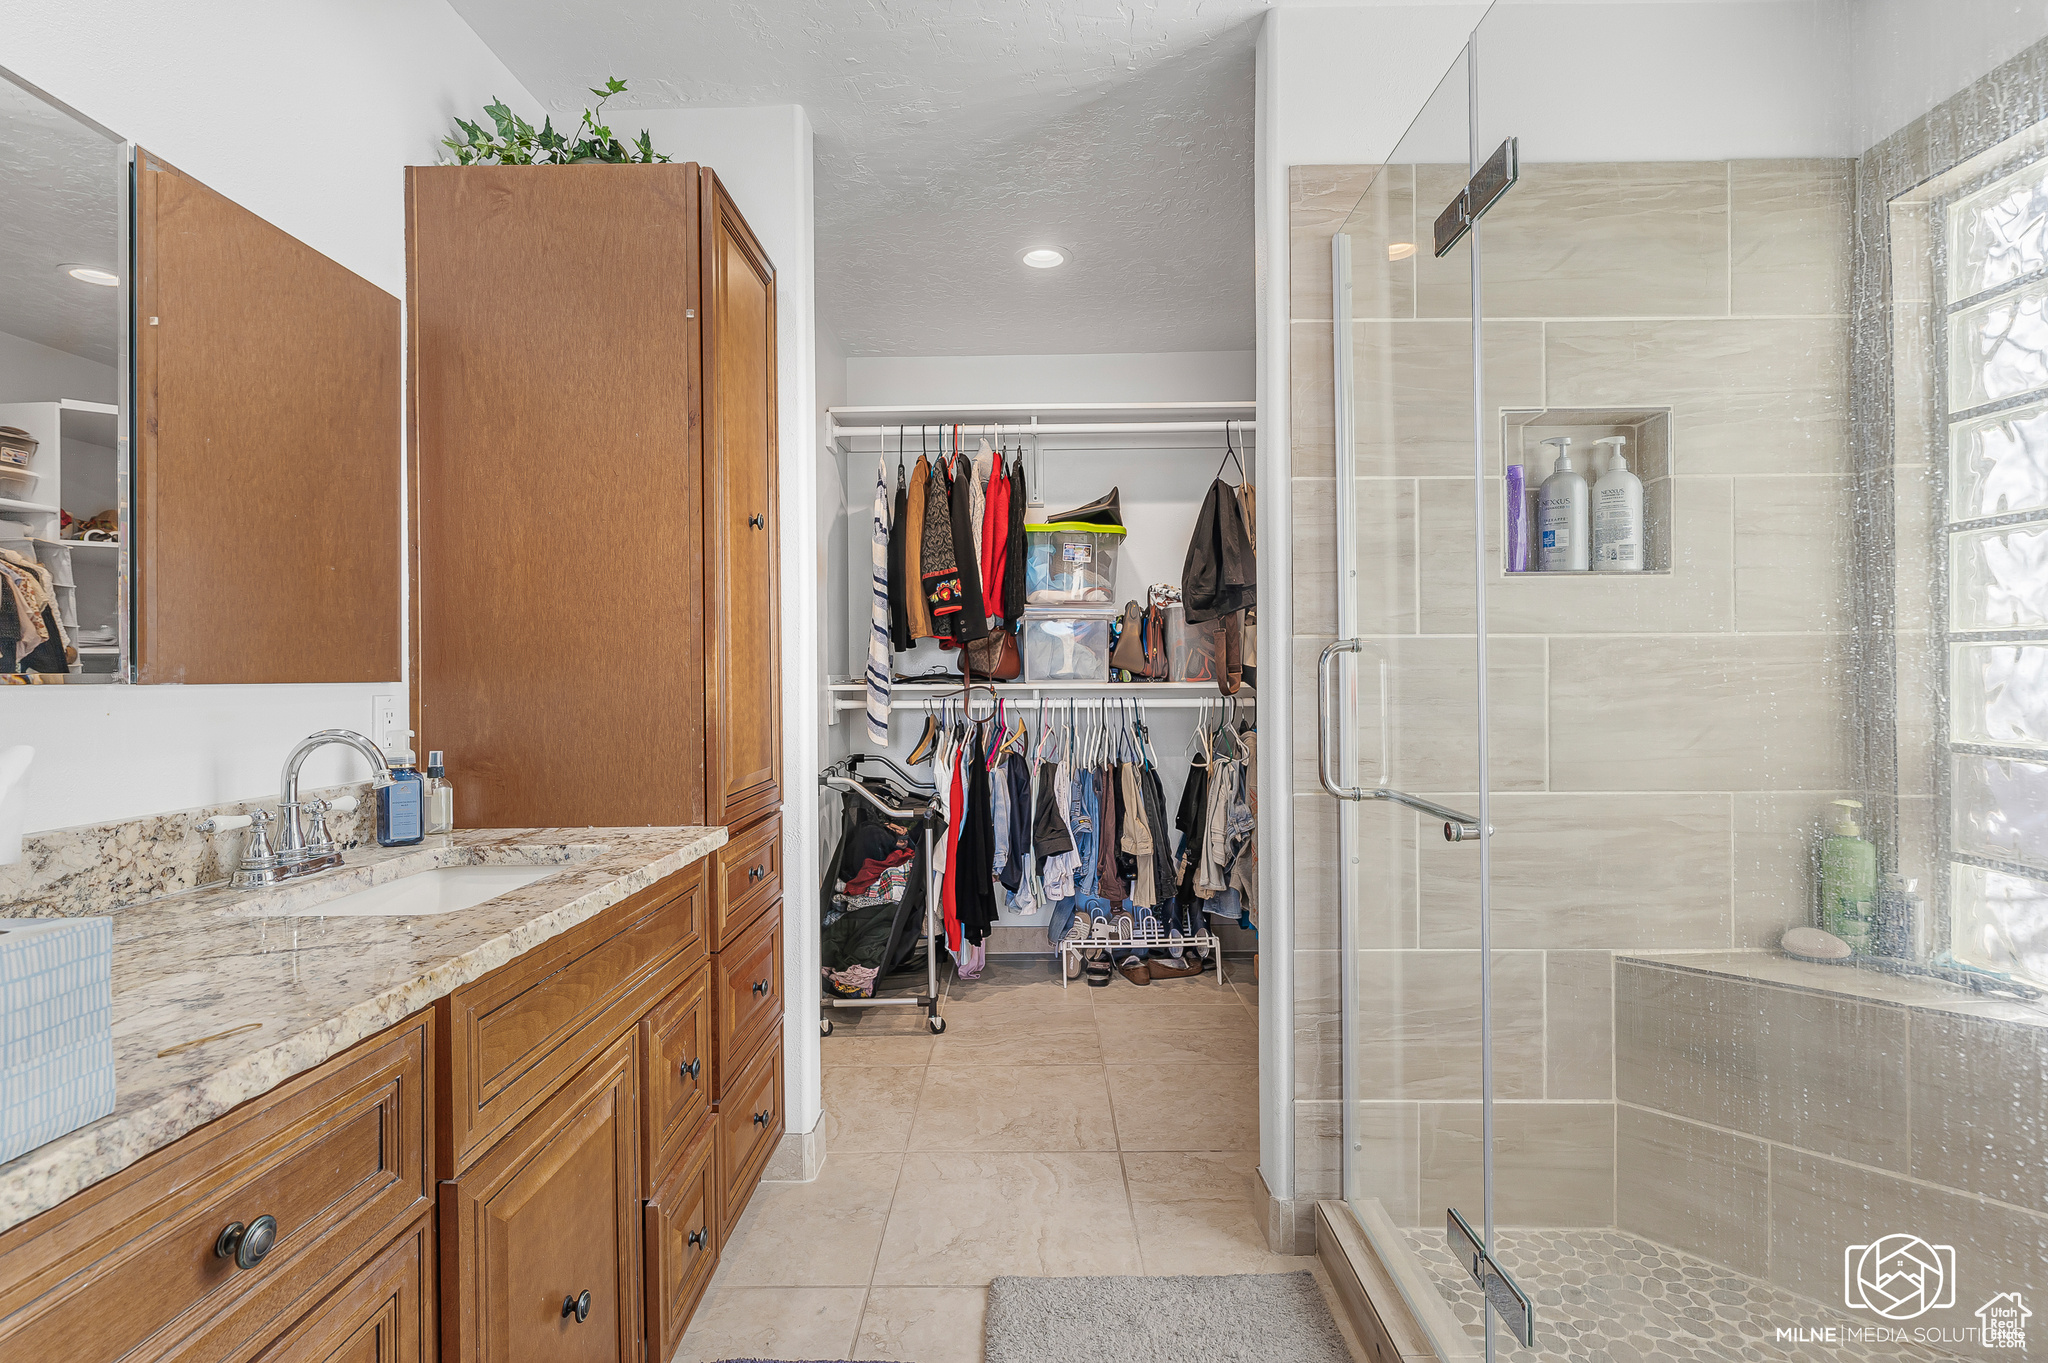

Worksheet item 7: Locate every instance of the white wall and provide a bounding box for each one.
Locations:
[3,1,542,834]
[0,330,115,405]
[1852,0,2048,149]
[619,104,826,1142]
[844,350,1254,406]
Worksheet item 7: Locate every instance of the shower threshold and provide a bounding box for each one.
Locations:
[1403,1226,1969,1362]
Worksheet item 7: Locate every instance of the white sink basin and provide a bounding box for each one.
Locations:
[285,865,562,917]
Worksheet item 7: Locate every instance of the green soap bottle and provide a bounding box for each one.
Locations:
[1819,798,1876,943]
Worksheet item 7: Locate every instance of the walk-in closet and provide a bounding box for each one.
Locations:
[817,397,1263,1024]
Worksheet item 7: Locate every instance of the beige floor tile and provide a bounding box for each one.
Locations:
[1090,974,1244,1010]
[1096,1007,1258,1065]
[716,1153,903,1287]
[872,1152,1139,1284]
[926,1017,1103,1066]
[1124,1151,1309,1276]
[825,1065,928,1154]
[1106,1063,1260,1151]
[825,1033,939,1066]
[674,1284,866,1363]
[852,1286,988,1362]
[909,1065,1118,1151]
[938,980,1095,1023]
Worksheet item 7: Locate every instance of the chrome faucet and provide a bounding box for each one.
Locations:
[230,729,389,888]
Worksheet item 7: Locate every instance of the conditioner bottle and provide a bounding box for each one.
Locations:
[1818,798,1876,947]
[1590,435,1644,572]
[1536,437,1588,572]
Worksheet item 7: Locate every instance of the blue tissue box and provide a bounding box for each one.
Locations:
[0,917,114,1164]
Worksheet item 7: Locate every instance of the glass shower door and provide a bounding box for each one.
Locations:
[1330,33,1530,1353]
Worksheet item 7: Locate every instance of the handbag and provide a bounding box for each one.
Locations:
[1110,601,1148,675]
[958,627,1021,681]
[1143,603,1171,679]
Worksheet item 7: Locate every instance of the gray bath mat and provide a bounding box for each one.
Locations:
[985,1272,1349,1363]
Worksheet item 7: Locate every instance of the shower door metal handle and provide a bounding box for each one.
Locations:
[1317,639,1370,800]
[1318,640,1485,840]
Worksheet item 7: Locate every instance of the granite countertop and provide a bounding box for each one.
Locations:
[0,825,727,1235]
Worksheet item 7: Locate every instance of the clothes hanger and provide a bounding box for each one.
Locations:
[1215,419,1245,486]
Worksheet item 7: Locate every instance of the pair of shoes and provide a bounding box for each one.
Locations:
[1084,951,1113,987]
[1108,906,1136,941]
[1145,954,1200,981]
[1117,958,1152,985]
[1062,921,1089,980]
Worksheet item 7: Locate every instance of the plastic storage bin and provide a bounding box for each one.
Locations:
[1166,605,1224,684]
[0,428,36,469]
[1024,523,1124,605]
[1022,609,1115,682]
[0,467,40,502]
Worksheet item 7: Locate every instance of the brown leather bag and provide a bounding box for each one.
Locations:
[1144,603,1171,678]
[1110,601,1148,675]
[958,628,1021,681]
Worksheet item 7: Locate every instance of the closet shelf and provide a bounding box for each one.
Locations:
[0,498,59,515]
[826,400,1255,450]
[37,538,120,549]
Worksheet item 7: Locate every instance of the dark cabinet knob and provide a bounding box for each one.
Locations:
[214,1214,278,1271]
[751,978,769,997]
[748,513,765,530]
[748,864,764,882]
[562,1289,593,1323]
[688,1226,708,1249]
[752,1108,771,1127]
[680,1056,701,1082]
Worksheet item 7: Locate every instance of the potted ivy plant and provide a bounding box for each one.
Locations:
[442,77,669,165]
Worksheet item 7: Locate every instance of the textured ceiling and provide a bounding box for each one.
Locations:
[0,78,122,365]
[447,0,1267,356]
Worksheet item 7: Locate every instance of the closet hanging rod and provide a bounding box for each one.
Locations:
[826,401,1253,418]
[831,420,1256,443]
[830,697,1254,713]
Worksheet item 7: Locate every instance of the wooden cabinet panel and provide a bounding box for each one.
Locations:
[133,149,401,685]
[642,1117,718,1363]
[715,1028,782,1232]
[638,966,711,1197]
[711,903,782,1100]
[440,1031,639,1363]
[253,1215,431,1363]
[440,863,703,1173]
[406,163,706,828]
[0,1015,431,1363]
[710,810,781,950]
[700,168,780,827]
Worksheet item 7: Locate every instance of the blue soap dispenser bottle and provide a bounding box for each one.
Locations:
[377,732,426,847]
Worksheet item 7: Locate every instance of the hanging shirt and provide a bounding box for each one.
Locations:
[889,462,912,651]
[866,459,894,744]
[1003,457,1029,627]
[1120,762,1155,907]
[945,455,989,643]
[905,454,934,640]
[981,455,1010,625]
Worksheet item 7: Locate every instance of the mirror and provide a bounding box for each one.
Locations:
[0,68,402,688]
[0,70,125,682]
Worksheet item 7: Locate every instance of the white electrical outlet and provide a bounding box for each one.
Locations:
[371,695,401,754]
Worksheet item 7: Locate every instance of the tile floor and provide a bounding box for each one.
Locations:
[673,956,1312,1363]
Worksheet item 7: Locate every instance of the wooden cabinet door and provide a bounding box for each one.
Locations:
[440,1032,640,1363]
[710,903,783,1100]
[642,1118,718,1363]
[639,965,712,1196]
[699,169,780,826]
[407,163,706,827]
[133,149,400,685]
[252,1216,431,1363]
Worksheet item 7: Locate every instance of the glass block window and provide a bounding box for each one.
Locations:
[1945,156,2048,986]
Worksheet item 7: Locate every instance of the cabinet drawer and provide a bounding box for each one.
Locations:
[440,1029,640,1363]
[711,812,780,949]
[711,904,782,1099]
[638,964,711,1197]
[715,1027,781,1232]
[643,1117,718,1363]
[0,1015,431,1363]
[251,1214,431,1363]
[441,861,703,1172]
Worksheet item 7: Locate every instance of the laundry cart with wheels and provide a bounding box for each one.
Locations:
[819,754,946,1035]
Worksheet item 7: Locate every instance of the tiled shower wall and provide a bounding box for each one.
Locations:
[1287,160,1856,1218]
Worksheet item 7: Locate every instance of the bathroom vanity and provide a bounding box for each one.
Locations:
[0,824,788,1363]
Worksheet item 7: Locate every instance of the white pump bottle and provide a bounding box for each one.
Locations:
[1536,437,1588,571]
[1590,435,1644,572]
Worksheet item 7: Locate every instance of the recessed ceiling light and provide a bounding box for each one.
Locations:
[1386,243,1417,261]
[1018,246,1070,269]
[62,265,119,287]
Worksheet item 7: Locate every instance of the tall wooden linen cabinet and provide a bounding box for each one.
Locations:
[406,163,783,1363]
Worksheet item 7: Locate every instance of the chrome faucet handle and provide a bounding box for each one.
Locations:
[302,799,336,855]
[242,810,277,868]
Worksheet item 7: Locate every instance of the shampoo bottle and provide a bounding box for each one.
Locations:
[1818,798,1876,946]
[1590,435,1644,572]
[377,734,426,848]
[1536,437,1588,571]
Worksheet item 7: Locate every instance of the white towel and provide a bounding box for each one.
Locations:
[866,458,894,745]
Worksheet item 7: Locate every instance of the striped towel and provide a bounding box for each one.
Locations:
[866,458,894,744]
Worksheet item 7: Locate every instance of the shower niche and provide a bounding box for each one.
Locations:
[1500,407,1672,575]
